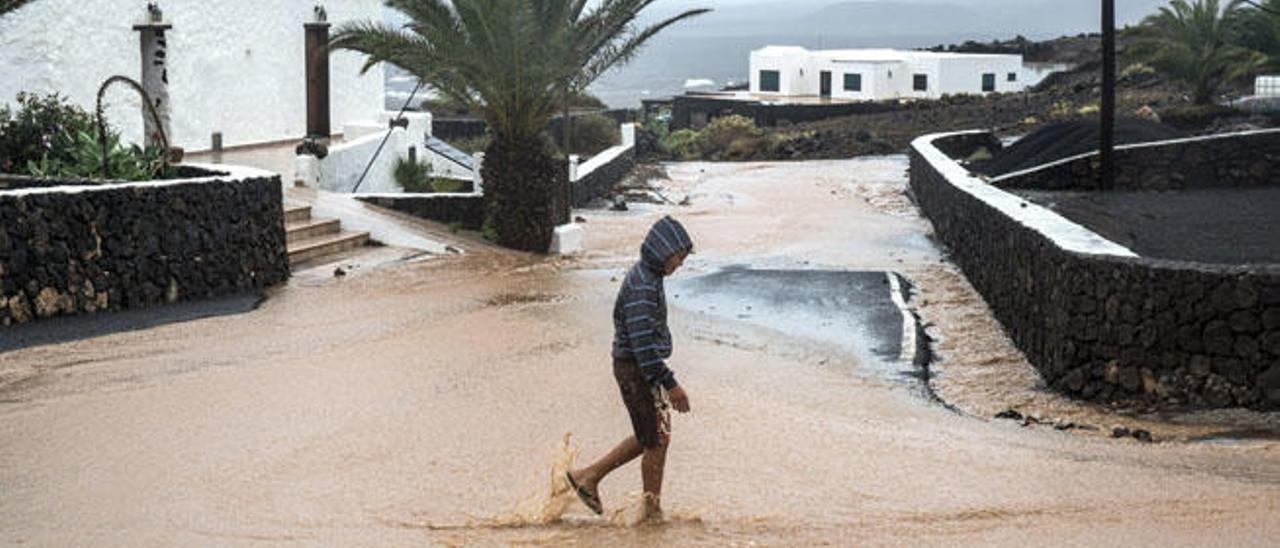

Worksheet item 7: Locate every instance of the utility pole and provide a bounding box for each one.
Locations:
[1100,0,1116,190]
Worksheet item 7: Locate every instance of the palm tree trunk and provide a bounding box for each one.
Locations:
[482,134,563,253]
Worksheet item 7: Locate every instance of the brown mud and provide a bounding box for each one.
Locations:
[1,158,1277,546]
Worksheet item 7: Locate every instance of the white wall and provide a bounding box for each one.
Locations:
[0,0,385,152]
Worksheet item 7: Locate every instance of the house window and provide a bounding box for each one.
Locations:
[843,73,862,92]
[913,74,928,92]
[759,70,780,92]
[1008,72,1018,82]
[982,73,996,92]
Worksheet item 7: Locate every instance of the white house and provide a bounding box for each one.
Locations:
[0,0,385,152]
[749,47,1063,101]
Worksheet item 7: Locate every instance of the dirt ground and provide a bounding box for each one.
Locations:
[1,158,1277,546]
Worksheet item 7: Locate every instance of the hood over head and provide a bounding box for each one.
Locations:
[640,216,694,274]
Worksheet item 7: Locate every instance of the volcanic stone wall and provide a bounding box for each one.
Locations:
[0,166,289,327]
[994,128,1280,191]
[572,148,636,208]
[356,194,487,231]
[670,95,899,130]
[910,132,1280,410]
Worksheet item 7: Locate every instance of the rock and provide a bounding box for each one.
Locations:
[1203,321,1234,355]
[1234,281,1260,309]
[1229,310,1261,333]
[334,266,347,278]
[1132,429,1153,443]
[994,409,1023,420]
[1234,335,1260,359]
[1263,308,1280,330]
[1189,356,1212,377]
[1104,360,1121,384]
[34,287,61,318]
[1111,426,1131,438]
[1141,368,1159,395]
[574,216,587,223]
[1118,367,1142,393]
[1259,366,1280,404]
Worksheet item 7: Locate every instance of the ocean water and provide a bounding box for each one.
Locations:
[385,32,974,110]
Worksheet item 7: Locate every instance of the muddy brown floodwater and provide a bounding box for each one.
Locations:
[1,158,1278,546]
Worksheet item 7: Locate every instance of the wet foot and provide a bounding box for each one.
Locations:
[641,494,664,525]
[566,470,603,515]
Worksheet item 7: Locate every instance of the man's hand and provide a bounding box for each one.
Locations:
[669,385,691,413]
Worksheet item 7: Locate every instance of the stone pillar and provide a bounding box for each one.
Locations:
[305,17,332,139]
[471,152,485,195]
[621,123,636,148]
[133,8,173,150]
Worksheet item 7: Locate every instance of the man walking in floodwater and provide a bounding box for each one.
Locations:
[567,215,694,521]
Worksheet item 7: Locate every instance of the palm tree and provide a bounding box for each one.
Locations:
[332,1,708,252]
[1236,0,1280,70]
[1131,0,1266,104]
[0,0,34,16]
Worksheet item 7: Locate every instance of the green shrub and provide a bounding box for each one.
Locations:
[661,129,701,160]
[558,113,618,157]
[0,92,96,174]
[23,129,174,181]
[696,115,764,159]
[394,156,433,192]
[1,92,174,181]
[431,177,466,193]
[446,134,491,155]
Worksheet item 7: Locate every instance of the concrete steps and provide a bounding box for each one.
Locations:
[284,205,370,266]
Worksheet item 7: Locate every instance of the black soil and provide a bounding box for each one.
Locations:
[1018,188,1280,264]
[973,119,1186,177]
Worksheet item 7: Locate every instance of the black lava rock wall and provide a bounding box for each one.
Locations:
[910,132,1280,410]
[572,148,636,208]
[0,169,290,327]
[356,194,487,231]
[995,129,1280,191]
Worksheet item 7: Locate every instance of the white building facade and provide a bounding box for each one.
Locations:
[749,47,1061,101]
[0,0,385,152]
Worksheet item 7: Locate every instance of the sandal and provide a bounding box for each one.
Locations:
[565,471,603,515]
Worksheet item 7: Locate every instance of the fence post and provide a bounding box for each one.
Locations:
[471,152,485,195]
[621,123,636,148]
[211,132,223,164]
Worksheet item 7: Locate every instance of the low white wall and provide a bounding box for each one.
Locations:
[571,123,635,182]
[912,131,1137,258]
[313,128,405,194]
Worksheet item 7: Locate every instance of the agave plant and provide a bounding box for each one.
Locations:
[332,0,708,252]
[1131,0,1266,104]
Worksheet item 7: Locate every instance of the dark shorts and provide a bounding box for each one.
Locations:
[613,359,671,449]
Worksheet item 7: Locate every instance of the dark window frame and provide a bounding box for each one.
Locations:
[843,73,863,92]
[982,73,996,92]
[913,74,928,92]
[759,69,781,92]
[1007,72,1018,82]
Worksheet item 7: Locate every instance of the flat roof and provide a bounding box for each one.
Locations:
[752,46,1020,62]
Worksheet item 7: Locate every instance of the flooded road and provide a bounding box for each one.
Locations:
[2,158,1278,546]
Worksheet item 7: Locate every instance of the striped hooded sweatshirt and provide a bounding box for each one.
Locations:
[612,216,694,390]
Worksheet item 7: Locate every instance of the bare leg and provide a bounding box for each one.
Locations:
[569,435,643,496]
[641,441,669,520]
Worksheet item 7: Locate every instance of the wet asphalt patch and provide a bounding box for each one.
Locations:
[0,292,265,353]
[668,267,933,391]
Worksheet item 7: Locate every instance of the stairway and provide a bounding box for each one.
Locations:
[284,205,370,266]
